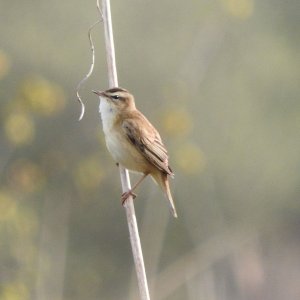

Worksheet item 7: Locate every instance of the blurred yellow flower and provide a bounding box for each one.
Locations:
[1,282,29,300]
[4,112,35,145]
[74,155,104,191]
[8,159,45,193]
[174,143,206,174]
[21,76,66,116]
[0,190,17,221]
[0,49,11,79]
[161,108,193,137]
[221,0,254,19]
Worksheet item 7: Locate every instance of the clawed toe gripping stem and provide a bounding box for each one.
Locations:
[121,190,137,205]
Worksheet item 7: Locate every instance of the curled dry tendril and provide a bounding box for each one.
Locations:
[76,1,103,121]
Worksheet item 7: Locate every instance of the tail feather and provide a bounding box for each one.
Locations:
[152,172,177,218]
[164,178,178,218]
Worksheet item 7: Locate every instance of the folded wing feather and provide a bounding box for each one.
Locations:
[122,114,173,176]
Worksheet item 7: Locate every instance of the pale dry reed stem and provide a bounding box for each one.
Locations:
[100,0,151,299]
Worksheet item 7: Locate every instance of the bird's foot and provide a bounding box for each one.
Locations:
[121,190,137,205]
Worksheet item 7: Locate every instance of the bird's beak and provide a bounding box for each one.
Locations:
[92,90,105,96]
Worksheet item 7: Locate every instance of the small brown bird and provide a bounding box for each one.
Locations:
[93,87,177,218]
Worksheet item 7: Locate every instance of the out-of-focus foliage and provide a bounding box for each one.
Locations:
[0,50,11,80]
[0,0,299,299]
[221,0,254,19]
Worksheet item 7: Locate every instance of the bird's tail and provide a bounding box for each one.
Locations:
[153,173,178,218]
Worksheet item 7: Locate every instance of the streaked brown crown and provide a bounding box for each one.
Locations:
[105,87,129,94]
[101,87,136,110]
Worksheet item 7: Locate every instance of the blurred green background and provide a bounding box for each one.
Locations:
[0,0,299,299]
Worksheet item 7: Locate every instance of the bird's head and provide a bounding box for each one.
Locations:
[93,87,136,112]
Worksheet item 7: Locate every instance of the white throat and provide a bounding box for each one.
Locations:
[99,97,117,134]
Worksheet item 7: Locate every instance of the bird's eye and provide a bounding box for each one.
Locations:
[112,95,120,100]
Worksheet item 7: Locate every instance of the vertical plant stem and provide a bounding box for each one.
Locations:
[100,1,150,299]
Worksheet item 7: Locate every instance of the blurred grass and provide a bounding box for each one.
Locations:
[0,0,299,299]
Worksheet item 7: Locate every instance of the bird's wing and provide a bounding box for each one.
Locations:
[122,114,173,176]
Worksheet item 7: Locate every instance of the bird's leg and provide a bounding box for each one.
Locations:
[121,173,148,205]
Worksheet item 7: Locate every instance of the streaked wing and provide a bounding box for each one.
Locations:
[122,114,173,176]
